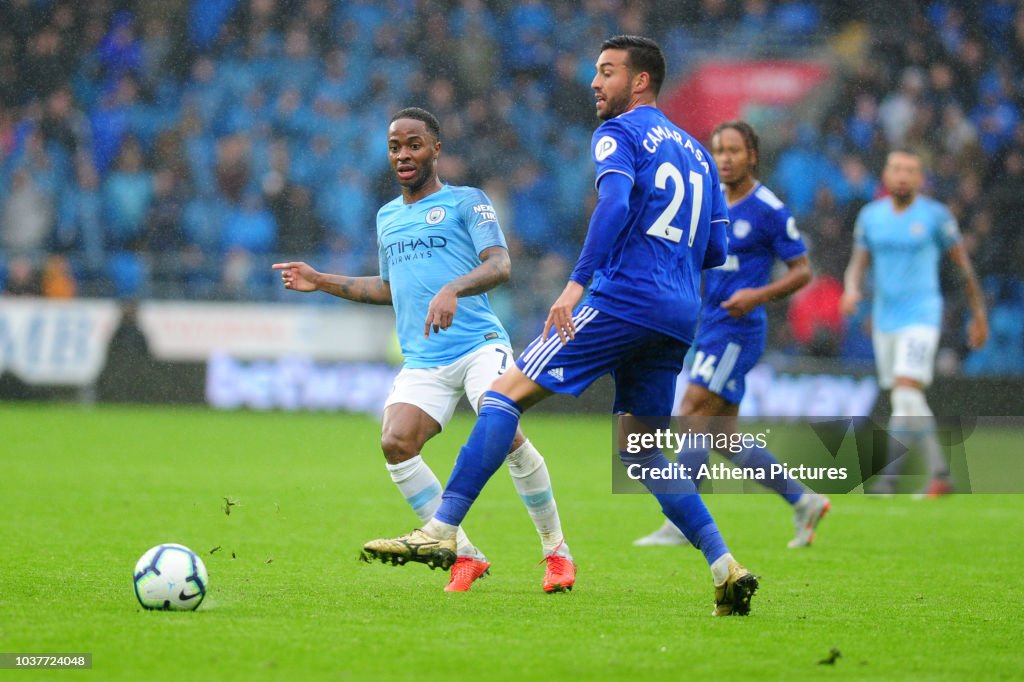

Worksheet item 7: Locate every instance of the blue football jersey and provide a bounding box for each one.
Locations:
[585,105,730,344]
[854,195,960,332]
[701,183,807,334]
[377,185,510,368]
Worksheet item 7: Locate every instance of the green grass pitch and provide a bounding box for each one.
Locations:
[2,404,1022,680]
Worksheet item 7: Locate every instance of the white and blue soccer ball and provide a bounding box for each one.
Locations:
[133,543,208,611]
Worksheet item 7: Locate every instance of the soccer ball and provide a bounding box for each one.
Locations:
[133,543,208,611]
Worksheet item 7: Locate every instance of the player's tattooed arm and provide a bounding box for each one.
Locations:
[320,275,393,304]
[947,243,989,349]
[424,247,510,336]
[447,246,512,297]
[272,262,393,305]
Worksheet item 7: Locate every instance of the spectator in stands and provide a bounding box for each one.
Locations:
[98,10,142,86]
[102,135,152,250]
[55,156,104,268]
[39,85,92,160]
[214,133,251,204]
[140,167,187,254]
[0,0,1014,380]
[2,168,54,253]
[879,67,925,147]
[21,25,67,101]
[41,253,76,298]
[2,255,41,296]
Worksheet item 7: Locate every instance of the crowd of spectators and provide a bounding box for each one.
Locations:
[771,0,1024,374]
[0,0,1019,374]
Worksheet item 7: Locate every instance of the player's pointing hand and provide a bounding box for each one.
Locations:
[272,262,319,293]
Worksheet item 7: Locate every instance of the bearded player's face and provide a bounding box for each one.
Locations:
[883,151,923,203]
[592,49,634,121]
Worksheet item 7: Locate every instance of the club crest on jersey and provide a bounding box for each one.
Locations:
[732,220,751,239]
[426,207,446,225]
[786,216,800,240]
[910,222,925,236]
[594,136,617,161]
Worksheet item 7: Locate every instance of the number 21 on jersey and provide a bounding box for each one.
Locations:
[646,161,704,247]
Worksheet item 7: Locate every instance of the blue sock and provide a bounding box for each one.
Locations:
[435,391,522,526]
[676,446,710,492]
[732,445,806,505]
[620,448,729,566]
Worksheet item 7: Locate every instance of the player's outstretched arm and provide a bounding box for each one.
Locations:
[272,261,392,305]
[423,246,510,336]
[722,254,811,318]
[840,247,870,316]
[946,243,989,349]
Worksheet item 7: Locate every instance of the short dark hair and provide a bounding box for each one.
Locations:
[600,35,666,96]
[888,146,921,160]
[712,120,760,171]
[389,107,441,142]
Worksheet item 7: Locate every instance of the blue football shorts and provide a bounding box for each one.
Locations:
[684,324,765,405]
[516,304,689,416]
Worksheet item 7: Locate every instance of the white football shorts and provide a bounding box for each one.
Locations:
[871,325,940,389]
[384,344,514,428]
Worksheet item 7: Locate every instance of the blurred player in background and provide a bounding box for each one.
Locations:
[633,120,830,549]
[364,36,760,616]
[840,148,989,496]
[274,107,575,592]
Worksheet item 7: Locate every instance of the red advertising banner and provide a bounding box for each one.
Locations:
[663,60,832,143]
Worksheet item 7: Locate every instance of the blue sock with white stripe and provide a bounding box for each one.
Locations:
[385,455,481,557]
[620,447,730,566]
[436,391,522,526]
[732,445,806,505]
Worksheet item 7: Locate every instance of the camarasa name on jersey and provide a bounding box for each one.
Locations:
[641,125,710,173]
[382,235,449,265]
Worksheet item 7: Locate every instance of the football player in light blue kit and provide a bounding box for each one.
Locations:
[634,120,830,549]
[840,148,989,496]
[274,108,575,593]
[364,37,760,616]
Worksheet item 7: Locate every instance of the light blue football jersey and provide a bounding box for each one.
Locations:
[854,195,961,332]
[587,105,730,344]
[377,185,510,368]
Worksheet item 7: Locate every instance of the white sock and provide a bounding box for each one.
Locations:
[385,456,478,557]
[919,431,948,478]
[891,386,948,479]
[422,517,459,541]
[506,439,571,558]
[710,552,735,585]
